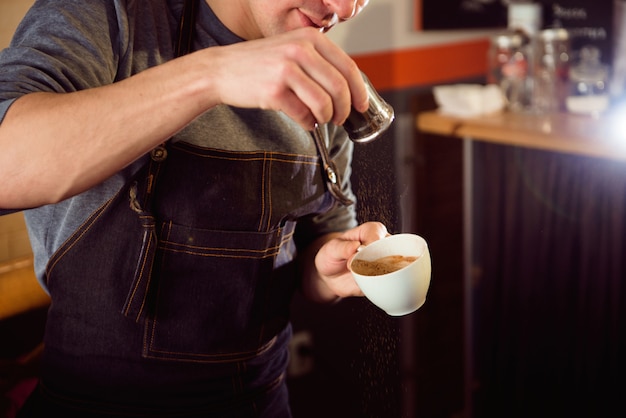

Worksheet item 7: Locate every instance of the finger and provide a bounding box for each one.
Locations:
[308,38,369,114]
[298,56,352,125]
[321,223,388,270]
[321,238,362,266]
[286,30,368,121]
[274,89,317,130]
[352,222,389,246]
[252,59,322,129]
[278,36,347,125]
[284,65,335,125]
[329,223,388,251]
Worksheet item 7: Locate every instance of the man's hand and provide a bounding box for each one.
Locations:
[207,27,369,131]
[301,221,388,303]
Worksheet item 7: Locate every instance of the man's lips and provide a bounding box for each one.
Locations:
[297,9,335,31]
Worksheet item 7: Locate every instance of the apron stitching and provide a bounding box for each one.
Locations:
[258,152,267,233]
[257,228,283,346]
[142,319,150,358]
[266,155,273,233]
[142,353,262,363]
[45,196,117,283]
[164,221,173,241]
[155,228,294,257]
[147,315,158,354]
[144,335,279,361]
[156,246,280,258]
[123,228,156,321]
[170,142,319,164]
[158,240,286,252]
[143,160,163,207]
[145,174,154,201]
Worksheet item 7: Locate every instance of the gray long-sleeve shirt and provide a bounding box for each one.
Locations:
[0,0,357,287]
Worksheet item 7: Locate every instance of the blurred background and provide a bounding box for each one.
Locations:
[2,0,626,417]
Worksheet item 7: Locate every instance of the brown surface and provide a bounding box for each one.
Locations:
[417,110,626,162]
[0,257,49,321]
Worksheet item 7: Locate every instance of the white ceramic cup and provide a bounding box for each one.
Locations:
[349,234,431,316]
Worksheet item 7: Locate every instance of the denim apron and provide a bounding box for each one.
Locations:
[17,1,348,416]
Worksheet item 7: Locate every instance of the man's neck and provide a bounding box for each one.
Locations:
[204,0,259,40]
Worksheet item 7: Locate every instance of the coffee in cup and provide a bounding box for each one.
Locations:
[350,234,431,316]
[351,255,418,276]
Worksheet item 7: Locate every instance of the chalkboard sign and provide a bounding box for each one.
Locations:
[418,0,507,30]
[418,0,614,63]
[543,0,613,63]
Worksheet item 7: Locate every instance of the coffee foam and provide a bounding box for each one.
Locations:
[351,255,418,276]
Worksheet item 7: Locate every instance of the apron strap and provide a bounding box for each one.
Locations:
[312,124,355,206]
[143,0,199,202]
[176,0,199,57]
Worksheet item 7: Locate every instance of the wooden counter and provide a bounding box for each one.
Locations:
[0,256,50,321]
[416,110,626,162]
[416,107,626,416]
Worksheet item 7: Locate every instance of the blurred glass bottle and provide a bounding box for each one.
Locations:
[508,2,542,38]
[533,28,571,113]
[488,30,532,112]
[566,46,610,115]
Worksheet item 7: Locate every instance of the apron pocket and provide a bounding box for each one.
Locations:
[142,221,291,363]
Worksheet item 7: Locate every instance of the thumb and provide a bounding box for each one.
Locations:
[316,238,362,276]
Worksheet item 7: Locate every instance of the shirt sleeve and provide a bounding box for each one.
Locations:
[0,0,123,122]
[293,124,358,249]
